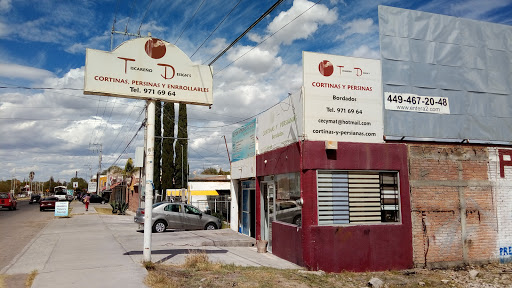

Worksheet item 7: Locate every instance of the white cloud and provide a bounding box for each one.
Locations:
[0,63,54,81]
[227,46,283,74]
[449,0,511,19]
[338,18,376,40]
[0,0,11,12]
[351,45,380,59]
[264,0,338,46]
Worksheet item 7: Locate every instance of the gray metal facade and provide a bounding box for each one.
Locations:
[379,5,512,142]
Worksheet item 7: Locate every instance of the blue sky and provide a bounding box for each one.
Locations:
[0,0,511,183]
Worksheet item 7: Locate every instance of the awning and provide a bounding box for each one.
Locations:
[166,189,219,196]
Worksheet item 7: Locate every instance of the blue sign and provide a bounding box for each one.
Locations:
[232,119,256,162]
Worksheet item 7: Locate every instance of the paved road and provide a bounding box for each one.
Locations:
[0,199,55,271]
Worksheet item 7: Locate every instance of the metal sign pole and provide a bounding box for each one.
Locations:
[143,99,155,262]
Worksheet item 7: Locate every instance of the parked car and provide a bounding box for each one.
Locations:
[54,191,68,201]
[83,194,108,204]
[40,196,59,211]
[134,202,222,233]
[0,192,17,210]
[276,200,302,226]
[30,193,41,204]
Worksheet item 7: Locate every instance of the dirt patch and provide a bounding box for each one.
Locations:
[2,273,28,288]
[145,255,512,288]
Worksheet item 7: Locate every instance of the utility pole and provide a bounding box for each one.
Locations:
[90,143,102,194]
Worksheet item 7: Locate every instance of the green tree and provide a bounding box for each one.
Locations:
[162,102,175,191]
[125,158,135,176]
[102,166,123,175]
[201,167,219,175]
[175,103,188,188]
[154,101,162,192]
[67,177,88,190]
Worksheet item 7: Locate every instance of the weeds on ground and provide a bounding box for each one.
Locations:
[25,270,38,288]
[0,274,5,288]
[144,254,512,288]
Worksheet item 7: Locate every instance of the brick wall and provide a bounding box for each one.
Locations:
[408,144,497,268]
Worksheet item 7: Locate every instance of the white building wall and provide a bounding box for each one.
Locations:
[488,147,512,262]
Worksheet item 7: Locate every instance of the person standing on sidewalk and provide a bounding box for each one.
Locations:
[84,193,91,211]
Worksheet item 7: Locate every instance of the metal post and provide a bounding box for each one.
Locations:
[143,100,155,262]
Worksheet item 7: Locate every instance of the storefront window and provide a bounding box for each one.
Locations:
[275,173,301,226]
[317,170,400,225]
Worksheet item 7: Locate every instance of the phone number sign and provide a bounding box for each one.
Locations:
[385,92,450,114]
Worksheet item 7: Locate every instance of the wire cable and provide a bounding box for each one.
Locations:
[137,0,153,35]
[175,0,206,45]
[207,0,285,66]
[214,0,324,75]
[190,0,242,59]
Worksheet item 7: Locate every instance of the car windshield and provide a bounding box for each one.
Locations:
[0,193,8,199]
[152,202,166,209]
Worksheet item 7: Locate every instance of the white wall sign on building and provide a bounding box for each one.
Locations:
[256,90,303,154]
[303,52,383,143]
[84,37,213,106]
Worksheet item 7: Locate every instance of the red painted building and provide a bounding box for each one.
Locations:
[251,141,413,272]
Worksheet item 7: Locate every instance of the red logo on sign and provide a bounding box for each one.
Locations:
[318,60,334,77]
[145,38,166,59]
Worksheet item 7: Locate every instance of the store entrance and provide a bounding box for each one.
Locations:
[261,181,275,251]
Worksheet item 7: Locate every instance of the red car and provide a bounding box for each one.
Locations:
[0,192,17,210]
[40,196,59,211]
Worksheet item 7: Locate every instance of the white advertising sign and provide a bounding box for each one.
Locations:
[73,182,78,188]
[257,90,303,154]
[303,52,383,143]
[84,37,213,105]
[88,182,97,193]
[55,201,69,217]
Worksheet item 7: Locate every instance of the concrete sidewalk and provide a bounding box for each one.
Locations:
[1,201,148,288]
[2,200,301,287]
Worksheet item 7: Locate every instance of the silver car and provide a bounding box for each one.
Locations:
[134,202,222,233]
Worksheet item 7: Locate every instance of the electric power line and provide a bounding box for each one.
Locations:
[207,0,285,66]
[190,0,242,59]
[175,0,207,45]
[214,0,324,75]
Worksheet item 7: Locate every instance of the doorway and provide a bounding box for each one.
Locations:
[260,181,275,251]
[241,180,255,237]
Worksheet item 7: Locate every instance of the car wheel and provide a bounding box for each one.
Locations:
[8,206,12,211]
[293,215,301,226]
[40,208,43,211]
[205,223,218,230]
[152,220,166,233]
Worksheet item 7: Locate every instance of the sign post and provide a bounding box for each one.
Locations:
[143,99,155,262]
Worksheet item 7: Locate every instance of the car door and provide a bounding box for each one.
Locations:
[163,203,184,230]
[183,205,203,230]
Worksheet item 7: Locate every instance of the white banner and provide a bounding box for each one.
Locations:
[303,52,383,143]
[257,90,302,154]
[85,37,213,105]
[384,92,450,114]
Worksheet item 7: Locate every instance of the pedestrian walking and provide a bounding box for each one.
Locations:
[84,193,91,211]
